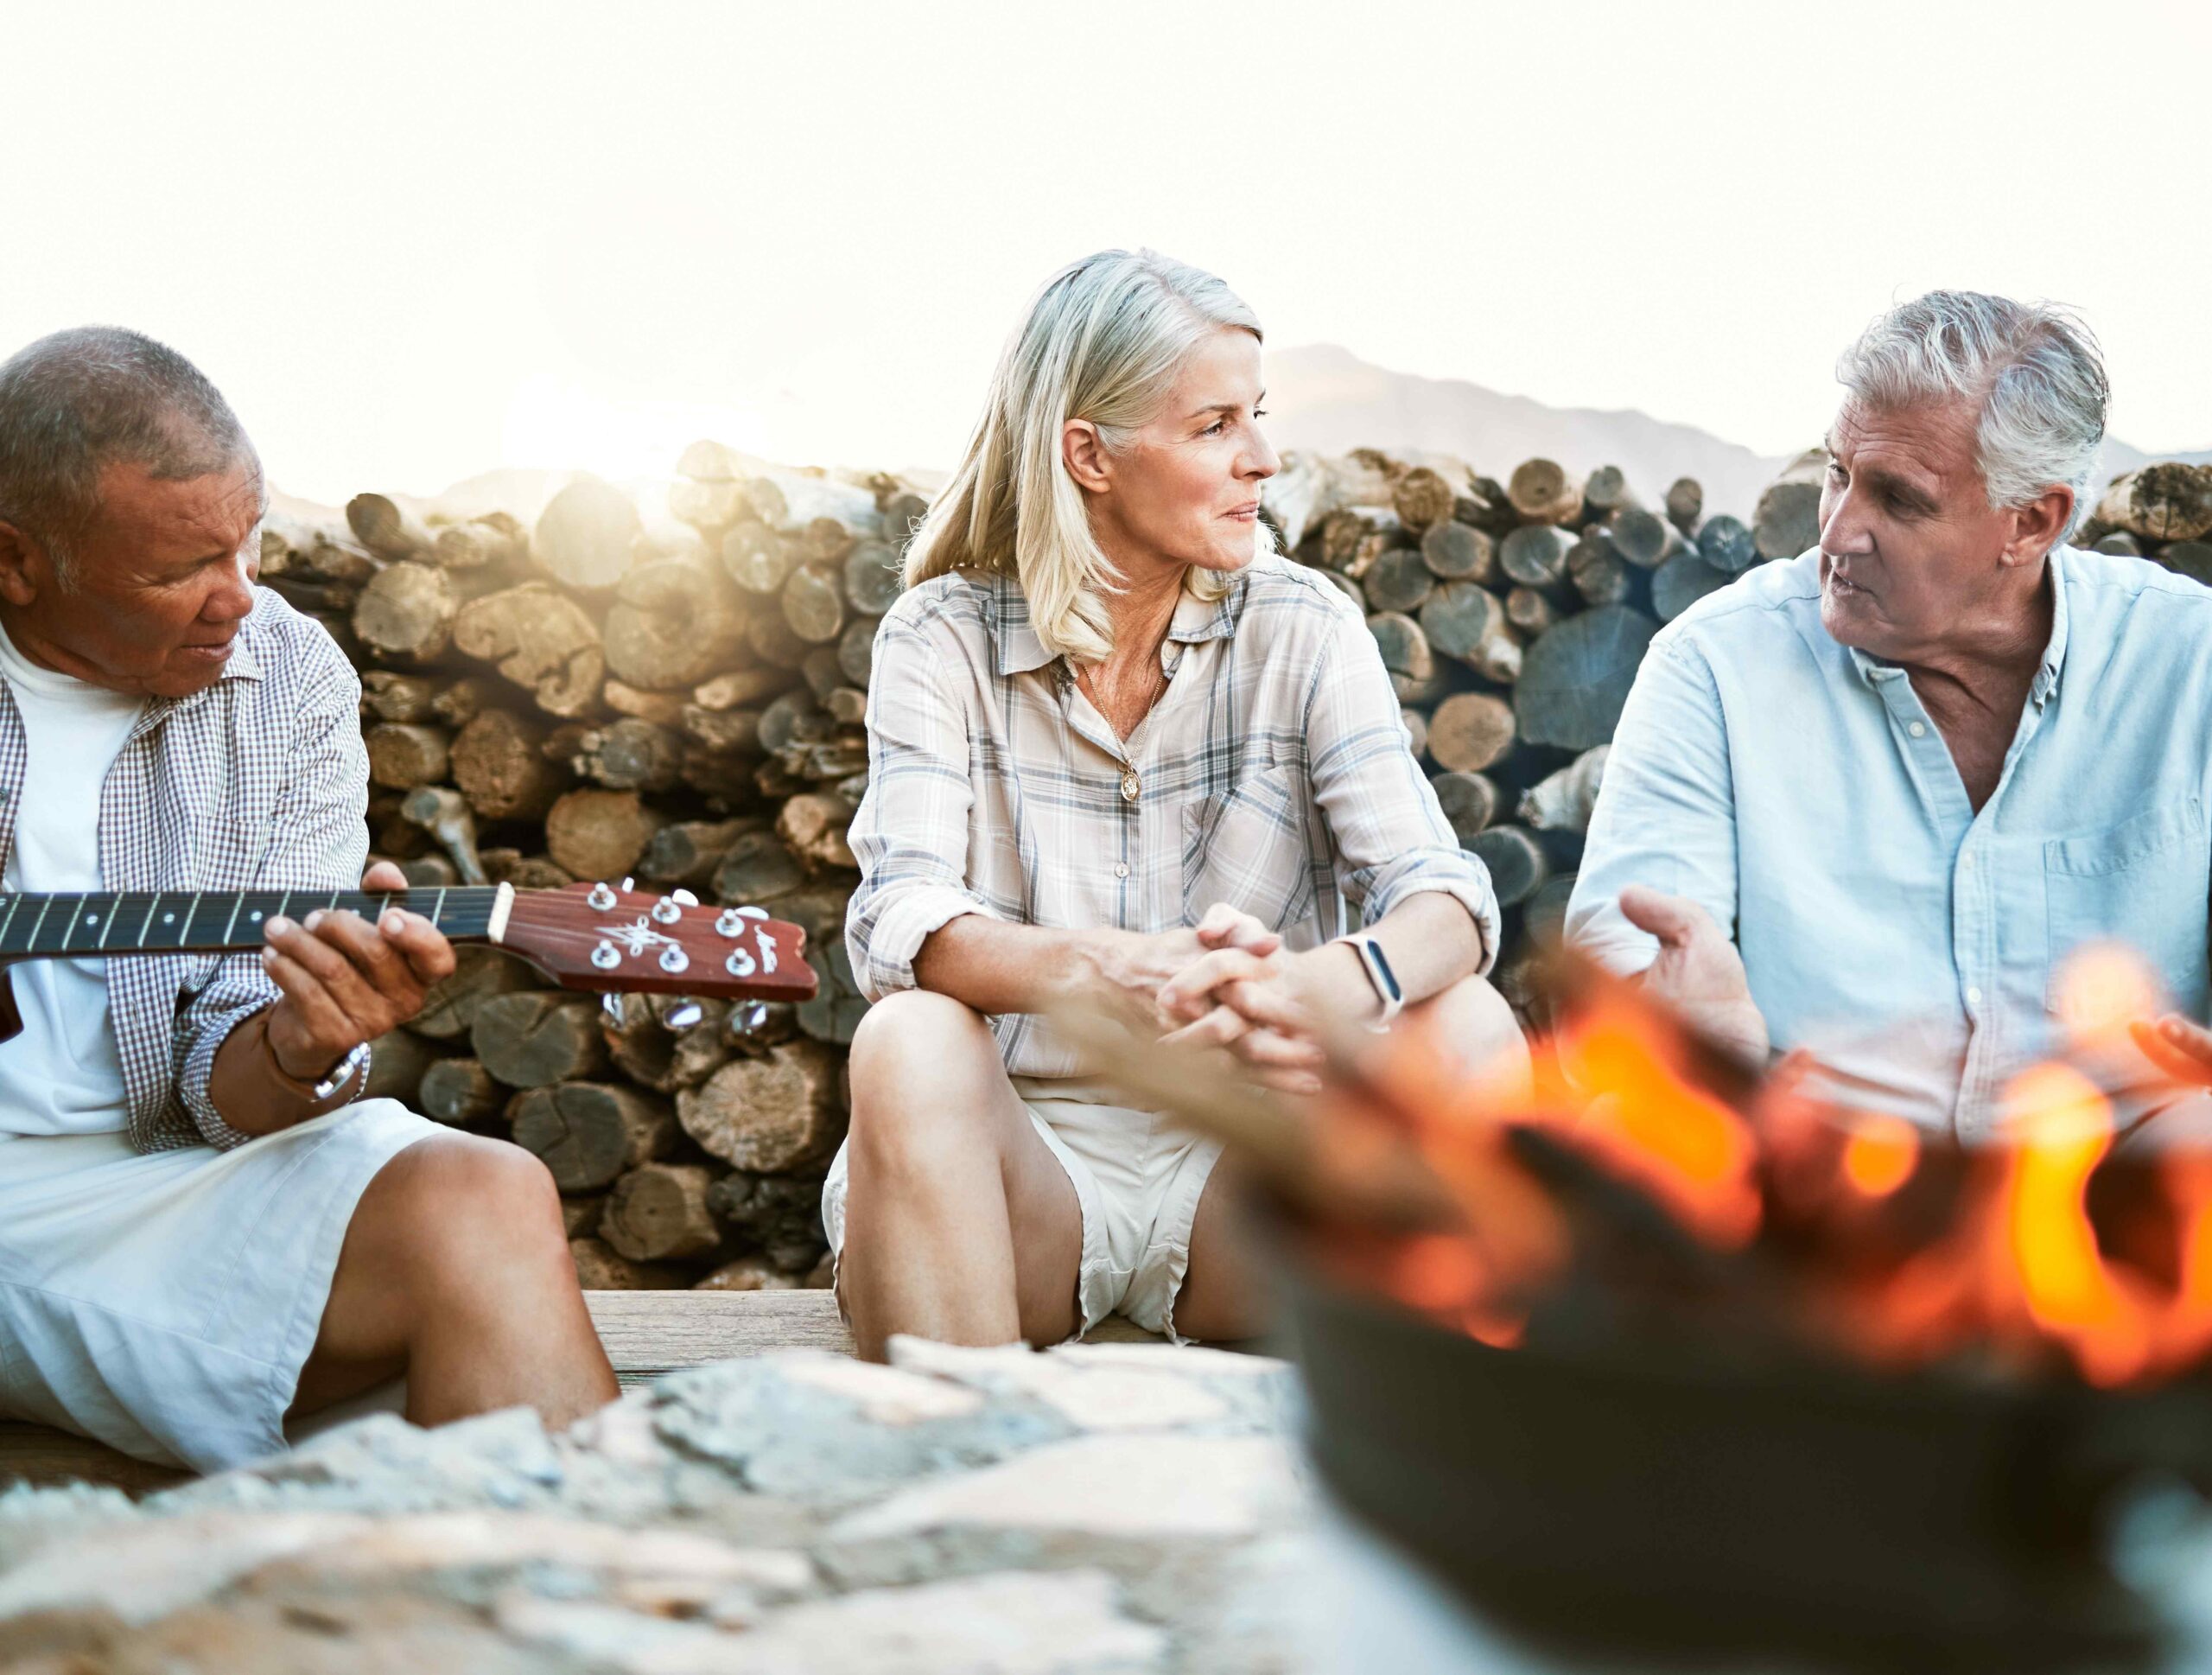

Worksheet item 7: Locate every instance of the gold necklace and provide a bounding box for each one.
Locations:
[1075,652,1169,733]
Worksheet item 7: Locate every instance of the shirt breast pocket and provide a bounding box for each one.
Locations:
[2044,797,2211,1012]
[1180,765,1314,933]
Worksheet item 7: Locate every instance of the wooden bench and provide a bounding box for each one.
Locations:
[0,1290,854,1496]
[1,1290,1162,1494]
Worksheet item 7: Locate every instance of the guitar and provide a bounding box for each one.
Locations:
[0,879,816,1041]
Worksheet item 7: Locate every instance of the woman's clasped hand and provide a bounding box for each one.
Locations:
[1087,902,1329,1095]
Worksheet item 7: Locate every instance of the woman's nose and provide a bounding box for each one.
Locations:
[1243,424,1281,481]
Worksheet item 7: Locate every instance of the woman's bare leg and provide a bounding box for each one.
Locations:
[289,1132,618,1431]
[838,989,1085,1361]
[1173,971,1529,1341]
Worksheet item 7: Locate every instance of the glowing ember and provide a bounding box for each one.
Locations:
[1840,1117,1919,1197]
[2051,940,2167,1054]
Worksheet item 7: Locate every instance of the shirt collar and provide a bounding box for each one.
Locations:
[1844,545,2071,706]
[986,566,1247,678]
[2029,545,2069,708]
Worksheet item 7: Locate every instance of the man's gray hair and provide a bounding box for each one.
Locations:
[1837,290,2107,542]
[0,327,257,576]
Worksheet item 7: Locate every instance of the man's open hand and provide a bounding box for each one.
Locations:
[1618,885,1770,1066]
[260,860,458,1080]
[2131,1014,2212,1086]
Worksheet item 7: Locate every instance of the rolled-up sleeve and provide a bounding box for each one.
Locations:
[1564,634,1739,976]
[844,614,1001,1002]
[172,651,371,1149]
[1306,601,1501,971]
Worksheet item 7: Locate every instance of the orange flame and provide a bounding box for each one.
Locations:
[1546,1003,1762,1249]
[1992,1065,2150,1385]
[1305,939,2212,1392]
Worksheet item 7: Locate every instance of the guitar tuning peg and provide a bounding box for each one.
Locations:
[664,1000,704,1030]
[671,888,700,907]
[601,993,626,1028]
[620,877,636,894]
[586,881,617,911]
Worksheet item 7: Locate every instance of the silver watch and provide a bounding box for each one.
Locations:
[310,1040,372,1102]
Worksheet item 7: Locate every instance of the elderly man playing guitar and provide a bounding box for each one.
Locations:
[0,328,627,1470]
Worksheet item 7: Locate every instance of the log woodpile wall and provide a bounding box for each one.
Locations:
[272,442,2212,1291]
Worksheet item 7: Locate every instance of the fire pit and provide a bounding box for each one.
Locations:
[1289,1263,2208,1671]
[1092,948,2212,1671]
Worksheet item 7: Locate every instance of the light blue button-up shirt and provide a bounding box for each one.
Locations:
[1566,547,2212,1140]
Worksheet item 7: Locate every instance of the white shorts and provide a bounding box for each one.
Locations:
[821,1076,1224,1342]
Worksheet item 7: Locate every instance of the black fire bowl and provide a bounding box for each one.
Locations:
[1284,1263,2212,1673]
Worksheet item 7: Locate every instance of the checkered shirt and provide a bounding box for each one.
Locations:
[845,551,1501,1076]
[0,588,369,1153]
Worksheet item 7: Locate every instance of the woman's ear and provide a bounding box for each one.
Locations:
[1062,419,1112,494]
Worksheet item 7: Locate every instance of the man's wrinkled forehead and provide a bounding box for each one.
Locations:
[1826,396,1980,500]
[93,456,265,556]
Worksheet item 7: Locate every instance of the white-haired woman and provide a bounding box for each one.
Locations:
[825,250,1523,1359]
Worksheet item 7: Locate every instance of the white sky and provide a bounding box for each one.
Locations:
[4,0,2207,505]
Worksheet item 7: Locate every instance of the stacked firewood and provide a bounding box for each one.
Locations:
[269,440,2212,1292]
[1257,444,1834,1022]
[260,442,925,1293]
[2078,462,2212,580]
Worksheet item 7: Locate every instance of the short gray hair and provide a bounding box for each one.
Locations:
[1836,290,2107,543]
[0,327,257,576]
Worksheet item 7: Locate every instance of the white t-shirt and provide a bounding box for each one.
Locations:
[0,619,147,1135]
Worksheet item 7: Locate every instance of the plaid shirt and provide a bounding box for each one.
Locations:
[0,588,368,1154]
[846,551,1500,1075]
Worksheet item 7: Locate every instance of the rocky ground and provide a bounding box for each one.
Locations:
[0,1340,1321,1674]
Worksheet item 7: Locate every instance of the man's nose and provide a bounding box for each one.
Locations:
[204,550,257,621]
[1819,486,1876,556]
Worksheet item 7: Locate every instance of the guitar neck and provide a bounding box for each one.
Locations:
[0,885,512,961]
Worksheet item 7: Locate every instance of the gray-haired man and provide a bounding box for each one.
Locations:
[1567,290,2212,1138]
[0,327,616,1469]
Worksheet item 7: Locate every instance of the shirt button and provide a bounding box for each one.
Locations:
[1120,772,1140,802]
[1966,985,1983,1005]
[1908,722,1927,739]
[1114,863,1129,879]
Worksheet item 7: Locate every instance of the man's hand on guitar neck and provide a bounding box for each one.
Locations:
[213,862,460,1135]
[262,859,459,1082]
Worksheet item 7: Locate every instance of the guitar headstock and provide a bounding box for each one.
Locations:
[498,881,817,1001]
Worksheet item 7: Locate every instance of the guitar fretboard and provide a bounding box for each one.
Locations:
[0,888,505,960]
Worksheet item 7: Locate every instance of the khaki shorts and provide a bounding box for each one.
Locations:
[821,1076,1224,1342]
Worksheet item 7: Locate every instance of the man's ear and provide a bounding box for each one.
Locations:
[1062,419,1112,494]
[2002,485,2075,567]
[0,520,46,608]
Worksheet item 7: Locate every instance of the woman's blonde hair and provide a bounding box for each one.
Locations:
[903,248,1272,664]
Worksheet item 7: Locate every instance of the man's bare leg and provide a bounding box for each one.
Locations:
[1173,971,1529,1341]
[289,1132,618,1430]
[837,990,1084,1361]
